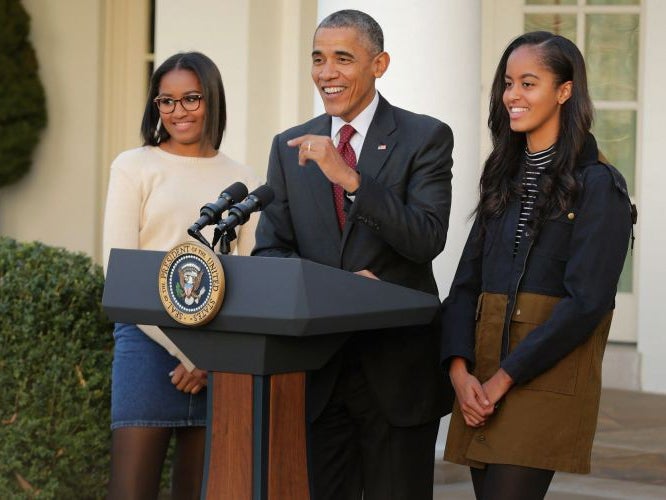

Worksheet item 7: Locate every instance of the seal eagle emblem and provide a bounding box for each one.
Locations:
[158,242,225,326]
[178,263,206,305]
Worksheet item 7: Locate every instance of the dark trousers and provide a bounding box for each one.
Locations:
[308,362,439,500]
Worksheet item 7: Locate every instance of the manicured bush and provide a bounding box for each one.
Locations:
[0,0,48,186]
[0,237,113,499]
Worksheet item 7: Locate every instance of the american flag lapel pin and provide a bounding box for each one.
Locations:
[377,144,387,150]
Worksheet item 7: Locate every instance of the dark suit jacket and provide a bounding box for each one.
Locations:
[253,95,454,426]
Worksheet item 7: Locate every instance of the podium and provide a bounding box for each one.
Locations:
[103,249,439,500]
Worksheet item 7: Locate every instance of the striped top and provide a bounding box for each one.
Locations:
[514,145,556,254]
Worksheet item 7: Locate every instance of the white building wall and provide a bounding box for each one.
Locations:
[0,0,103,256]
[637,0,666,394]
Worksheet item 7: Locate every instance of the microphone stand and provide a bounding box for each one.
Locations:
[212,226,237,255]
[187,215,239,255]
[187,227,212,249]
[184,226,236,255]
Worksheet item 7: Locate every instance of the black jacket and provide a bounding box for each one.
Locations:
[441,134,634,385]
[253,95,454,425]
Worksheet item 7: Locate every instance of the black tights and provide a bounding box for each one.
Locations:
[107,426,206,500]
[471,464,554,500]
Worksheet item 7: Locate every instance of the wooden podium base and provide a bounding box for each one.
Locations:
[202,372,310,500]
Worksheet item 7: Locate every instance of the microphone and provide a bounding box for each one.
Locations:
[187,182,248,236]
[215,185,275,235]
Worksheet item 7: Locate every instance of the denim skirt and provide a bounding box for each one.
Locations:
[111,323,207,429]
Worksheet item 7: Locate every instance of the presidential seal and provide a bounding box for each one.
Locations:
[158,242,225,326]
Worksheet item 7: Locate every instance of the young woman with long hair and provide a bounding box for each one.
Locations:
[441,32,634,499]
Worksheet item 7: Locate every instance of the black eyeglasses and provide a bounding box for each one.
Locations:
[153,94,203,113]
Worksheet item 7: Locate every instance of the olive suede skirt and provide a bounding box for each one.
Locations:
[445,292,612,474]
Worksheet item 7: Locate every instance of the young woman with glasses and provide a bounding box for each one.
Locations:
[103,52,260,499]
[440,32,634,499]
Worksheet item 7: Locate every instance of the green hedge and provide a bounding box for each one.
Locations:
[0,237,113,499]
[0,0,48,187]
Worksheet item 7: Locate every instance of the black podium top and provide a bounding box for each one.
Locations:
[104,249,439,336]
[103,249,440,373]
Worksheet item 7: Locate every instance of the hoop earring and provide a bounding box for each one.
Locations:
[154,117,162,143]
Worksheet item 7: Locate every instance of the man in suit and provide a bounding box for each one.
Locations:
[252,9,453,500]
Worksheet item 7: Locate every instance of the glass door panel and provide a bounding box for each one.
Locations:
[518,0,640,341]
[524,14,577,39]
[586,14,639,101]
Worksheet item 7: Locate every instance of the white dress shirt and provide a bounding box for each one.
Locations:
[330,91,380,161]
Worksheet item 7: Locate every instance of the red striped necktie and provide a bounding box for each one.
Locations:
[333,124,357,230]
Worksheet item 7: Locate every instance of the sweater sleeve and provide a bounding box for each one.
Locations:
[103,153,198,370]
[440,217,484,368]
[102,158,141,275]
[137,325,196,372]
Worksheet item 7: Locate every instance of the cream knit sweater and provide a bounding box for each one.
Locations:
[103,145,262,370]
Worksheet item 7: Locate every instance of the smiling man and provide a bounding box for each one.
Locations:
[253,10,454,500]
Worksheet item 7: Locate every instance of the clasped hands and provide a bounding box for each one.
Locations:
[287,134,361,194]
[449,357,513,428]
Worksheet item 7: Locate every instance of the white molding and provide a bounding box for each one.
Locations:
[524,5,641,15]
[98,0,151,261]
[637,0,666,394]
[594,101,639,110]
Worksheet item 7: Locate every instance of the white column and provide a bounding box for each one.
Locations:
[637,0,666,394]
[317,0,483,455]
[99,0,151,262]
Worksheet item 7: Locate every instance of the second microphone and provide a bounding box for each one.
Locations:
[187,181,248,237]
[214,184,275,235]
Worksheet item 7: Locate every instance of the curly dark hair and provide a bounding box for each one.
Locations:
[478,31,593,231]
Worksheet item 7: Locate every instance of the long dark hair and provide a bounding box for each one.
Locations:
[477,31,593,230]
[140,51,227,150]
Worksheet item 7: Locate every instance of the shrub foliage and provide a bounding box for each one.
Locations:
[0,237,113,499]
[0,0,47,187]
